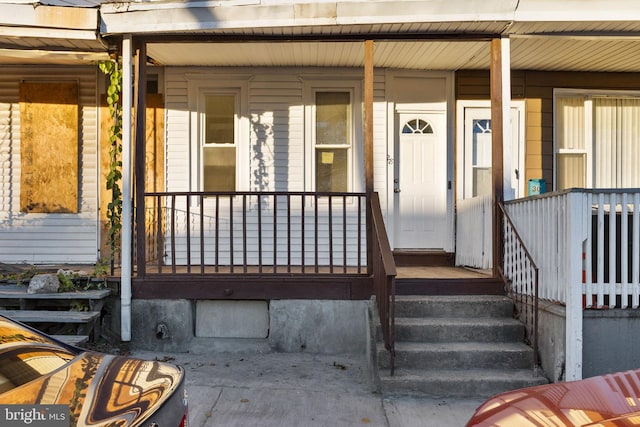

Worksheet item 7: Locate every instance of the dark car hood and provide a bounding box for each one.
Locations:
[467,369,640,426]
[0,350,184,427]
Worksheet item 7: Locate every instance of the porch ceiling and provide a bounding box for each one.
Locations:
[106,0,640,72]
[147,36,640,72]
[3,0,640,71]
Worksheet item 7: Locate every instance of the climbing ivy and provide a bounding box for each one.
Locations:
[98,60,123,268]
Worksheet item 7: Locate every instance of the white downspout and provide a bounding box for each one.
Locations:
[120,35,133,342]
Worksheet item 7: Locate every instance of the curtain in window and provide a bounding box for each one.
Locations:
[594,98,640,188]
[556,96,586,190]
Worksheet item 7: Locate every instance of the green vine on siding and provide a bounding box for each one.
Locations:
[98,60,123,268]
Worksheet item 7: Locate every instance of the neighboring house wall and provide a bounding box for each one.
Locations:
[456,70,640,194]
[0,66,100,264]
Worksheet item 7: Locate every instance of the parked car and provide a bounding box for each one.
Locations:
[467,369,640,426]
[0,314,187,426]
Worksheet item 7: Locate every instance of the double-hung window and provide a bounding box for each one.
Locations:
[305,81,362,193]
[555,90,640,190]
[202,94,237,192]
[314,91,352,192]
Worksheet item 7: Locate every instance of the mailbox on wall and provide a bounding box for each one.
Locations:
[528,179,546,196]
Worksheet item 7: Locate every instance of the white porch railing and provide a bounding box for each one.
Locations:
[455,195,492,269]
[505,188,640,381]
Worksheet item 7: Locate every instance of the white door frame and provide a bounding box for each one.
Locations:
[385,70,455,252]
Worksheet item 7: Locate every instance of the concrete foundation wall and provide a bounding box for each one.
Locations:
[537,302,567,382]
[269,300,369,354]
[131,299,194,352]
[583,309,640,378]
[126,299,370,355]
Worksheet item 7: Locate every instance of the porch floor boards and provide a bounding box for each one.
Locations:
[396,266,492,280]
[395,266,504,296]
[132,264,492,280]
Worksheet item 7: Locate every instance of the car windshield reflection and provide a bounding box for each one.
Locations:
[0,347,75,392]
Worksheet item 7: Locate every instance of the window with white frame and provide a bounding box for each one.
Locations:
[202,94,237,191]
[304,80,362,194]
[314,91,352,192]
[555,91,640,190]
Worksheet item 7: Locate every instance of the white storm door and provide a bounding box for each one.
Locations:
[462,104,524,200]
[395,113,447,249]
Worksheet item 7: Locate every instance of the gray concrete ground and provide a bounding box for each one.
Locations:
[131,350,484,427]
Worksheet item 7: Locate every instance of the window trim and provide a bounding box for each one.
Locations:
[304,80,363,193]
[200,92,239,192]
[188,79,248,193]
[553,88,640,190]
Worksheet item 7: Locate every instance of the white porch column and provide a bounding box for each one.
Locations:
[120,34,133,342]
[564,191,586,380]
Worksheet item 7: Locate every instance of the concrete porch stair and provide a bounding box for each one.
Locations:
[375,295,548,398]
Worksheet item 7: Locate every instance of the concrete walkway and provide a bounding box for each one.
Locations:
[132,350,484,427]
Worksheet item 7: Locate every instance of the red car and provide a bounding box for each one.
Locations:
[0,314,187,426]
[467,369,640,426]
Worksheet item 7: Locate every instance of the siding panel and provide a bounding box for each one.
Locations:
[0,66,99,264]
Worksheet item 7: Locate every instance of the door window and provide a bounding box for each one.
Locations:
[472,119,492,197]
[403,118,433,134]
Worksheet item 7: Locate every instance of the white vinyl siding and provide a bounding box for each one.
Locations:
[249,73,304,192]
[163,67,383,266]
[372,75,388,211]
[0,66,99,264]
[164,74,190,193]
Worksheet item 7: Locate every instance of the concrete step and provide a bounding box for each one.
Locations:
[391,317,524,343]
[0,290,110,346]
[1,310,100,324]
[378,368,548,399]
[395,295,514,318]
[0,286,111,301]
[377,341,535,370]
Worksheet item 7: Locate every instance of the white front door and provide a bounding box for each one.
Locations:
[395,112,447,249]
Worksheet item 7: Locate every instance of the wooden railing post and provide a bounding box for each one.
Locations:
[364,39,374,275]
[490,37,509,278]
[134,39,147,278]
